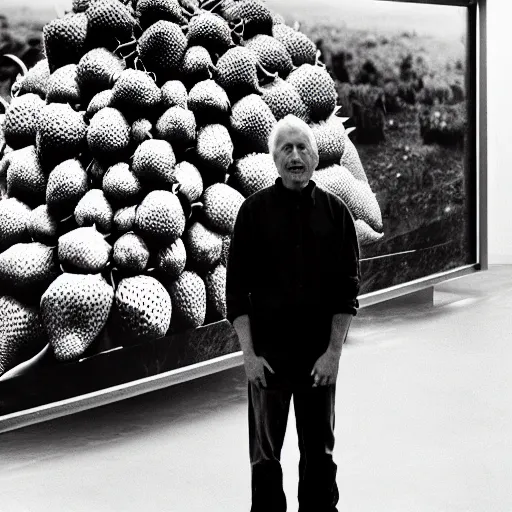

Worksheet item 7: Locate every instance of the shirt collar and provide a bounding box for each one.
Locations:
[274,177,317,206]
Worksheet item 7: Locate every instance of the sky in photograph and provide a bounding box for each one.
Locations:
[265,0,466,39]
[0,0,466,41]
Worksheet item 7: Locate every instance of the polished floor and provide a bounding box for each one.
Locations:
[1,265,511,512]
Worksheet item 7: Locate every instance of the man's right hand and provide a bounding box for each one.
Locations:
[243,353,275,387]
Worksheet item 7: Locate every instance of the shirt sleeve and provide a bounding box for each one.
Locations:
[334,201,361,316]
[226,200,253,324]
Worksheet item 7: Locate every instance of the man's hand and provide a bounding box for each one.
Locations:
[311,349,340,387]
[233,315,274,387]
[244,353,275,387]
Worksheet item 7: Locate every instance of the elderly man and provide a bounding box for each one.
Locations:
[226,114,360,512]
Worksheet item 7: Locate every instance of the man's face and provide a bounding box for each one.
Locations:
[273,126,319,190]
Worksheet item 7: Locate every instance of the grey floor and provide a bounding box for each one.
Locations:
[1,265,511,512]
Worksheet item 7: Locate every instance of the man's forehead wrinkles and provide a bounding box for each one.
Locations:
[276,129,310,149]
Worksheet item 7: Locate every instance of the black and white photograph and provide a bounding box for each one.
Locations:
[0,0,510,511]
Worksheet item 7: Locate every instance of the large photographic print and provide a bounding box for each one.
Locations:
[0,0,478,418]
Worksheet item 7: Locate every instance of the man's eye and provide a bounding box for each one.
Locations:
[283,145,292,153]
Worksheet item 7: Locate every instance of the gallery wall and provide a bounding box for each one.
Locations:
[487,1,512,264]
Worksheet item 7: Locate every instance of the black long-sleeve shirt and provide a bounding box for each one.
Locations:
[226,177,361,363]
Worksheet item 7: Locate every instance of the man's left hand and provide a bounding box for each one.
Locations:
[311,349,340,387]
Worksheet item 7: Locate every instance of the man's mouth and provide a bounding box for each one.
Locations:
[287,165,304,172]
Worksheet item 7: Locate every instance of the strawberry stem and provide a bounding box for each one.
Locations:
[134,56,148,73]
[109,267,117,290]
[256,62,278,86]
[59,213,74,223]
[201,0,224,13]
[115,37,138,54]
[124,50,138,64]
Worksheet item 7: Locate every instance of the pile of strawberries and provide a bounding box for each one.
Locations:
[0,0,383,378]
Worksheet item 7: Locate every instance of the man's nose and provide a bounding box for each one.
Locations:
[290,146,301,160]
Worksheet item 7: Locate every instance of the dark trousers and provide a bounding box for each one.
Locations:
[248,368,339,512]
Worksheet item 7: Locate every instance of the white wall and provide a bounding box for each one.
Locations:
[487,1,512,264]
